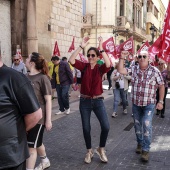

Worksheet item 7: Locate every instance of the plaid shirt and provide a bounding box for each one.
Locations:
[127,64,164,106]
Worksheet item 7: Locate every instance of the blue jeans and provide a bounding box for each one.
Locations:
[113,88,127,112]
[56,84,70,112]
[79,98,110,149]
[132,103,155,152]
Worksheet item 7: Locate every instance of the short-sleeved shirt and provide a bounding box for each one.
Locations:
[11,62,27,74]
[27,73,52,124]
[126,64,164,106]
[0,65,40,169]
[72,59,110,97]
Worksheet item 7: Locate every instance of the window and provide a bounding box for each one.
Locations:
[154,7,158,19]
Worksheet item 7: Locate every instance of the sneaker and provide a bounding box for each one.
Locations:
[136,144,142,154]
[84,152,94,164]
[34,161,50,170]
[123,109,127,114]
[141,150,149,162]
[65,108,70,115]
[112,112,118,118]
[55,111,65,115]
[160,113,165,118]
[95,148,108,163]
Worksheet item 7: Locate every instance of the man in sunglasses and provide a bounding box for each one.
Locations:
[11,55,27,74]
[117,50,165,162]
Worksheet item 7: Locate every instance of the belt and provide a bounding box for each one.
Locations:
[80,94,104,99]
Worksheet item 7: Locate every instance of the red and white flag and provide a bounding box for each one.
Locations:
[161,2,170,62]
[79,53,88,63]
[16,49,23,61]
[53,41,60,56]
[68,36,75,52]
[148,35,162,61]
[101,37,117,58]
[137,41,150,54]
[116,36,134,58]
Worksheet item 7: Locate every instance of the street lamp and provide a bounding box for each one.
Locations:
[113,21,130,44]
[149,24,157,44]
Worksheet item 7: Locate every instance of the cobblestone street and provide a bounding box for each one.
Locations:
[41,86,170,170]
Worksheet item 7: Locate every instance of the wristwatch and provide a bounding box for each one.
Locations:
[99,50,105,53]
[159,100,164,104]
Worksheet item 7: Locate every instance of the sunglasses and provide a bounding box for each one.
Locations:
[138,55,147,59]
[87,54,96,58]
[159,63,164,65]
[14,59,19,61]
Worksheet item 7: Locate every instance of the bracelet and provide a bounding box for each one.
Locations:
[79,45,83,49]
[120,58,125,60]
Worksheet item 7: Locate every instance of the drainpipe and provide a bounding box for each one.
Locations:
[96,0,98,46]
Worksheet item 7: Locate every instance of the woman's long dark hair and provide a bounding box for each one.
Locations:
[30,52,50,79]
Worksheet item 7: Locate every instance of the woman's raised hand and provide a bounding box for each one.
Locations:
[81,37,90,48]
[98,36,103,49]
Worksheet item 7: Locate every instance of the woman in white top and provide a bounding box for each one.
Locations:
[111,64,131,117]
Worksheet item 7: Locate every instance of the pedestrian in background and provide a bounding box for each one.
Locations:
[118,50,164,162]
[69,36,110,164]
[0,54,42,169]
[26,52,52,170]
[52,56,74,115]
[156,60,168,118]
[11,54,27,74]
[48,57,56,100]
[111,63,131,118]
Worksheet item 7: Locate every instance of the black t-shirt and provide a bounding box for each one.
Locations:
[0,65,40,169]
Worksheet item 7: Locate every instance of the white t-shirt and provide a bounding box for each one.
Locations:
[114,70,124,89]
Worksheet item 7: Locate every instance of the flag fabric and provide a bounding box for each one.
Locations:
[161,2,170,62]
[116,36,134,58]
[53,41,60,56]
[16,49,23,62]
[148,35,162,61]
[137,41,150,54]
[102,37,117,58]
[68,36,75,52]
[79,53,88,63]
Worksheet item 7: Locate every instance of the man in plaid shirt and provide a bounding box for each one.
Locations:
[118,50,165,162]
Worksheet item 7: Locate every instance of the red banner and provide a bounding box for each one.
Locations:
[161,2,170,62]
[137,41,150,54]
[79,53,88,63]
[102,37,116,58]
[148,35,162,61]
[53,41,60,56]
[68,36,75,52]
[116,36,134,58]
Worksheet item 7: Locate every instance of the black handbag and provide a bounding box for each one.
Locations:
[115,82,120,89]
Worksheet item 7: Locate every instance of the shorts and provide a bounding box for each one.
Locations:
[27,124,45,148]
[76,77,81,84]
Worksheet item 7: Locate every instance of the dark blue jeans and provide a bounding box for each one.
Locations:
[79,98,110,149]
[56,84,70,112]
[132,103,155,152]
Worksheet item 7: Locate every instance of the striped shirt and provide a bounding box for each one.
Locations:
[127,64,164,106]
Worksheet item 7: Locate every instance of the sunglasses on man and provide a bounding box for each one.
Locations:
[138,55,147,59]
[87,54,96,58]
[14,59,20,61]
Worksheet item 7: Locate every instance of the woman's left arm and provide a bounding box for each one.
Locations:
[44,95,52,131]
[98,37,110,68]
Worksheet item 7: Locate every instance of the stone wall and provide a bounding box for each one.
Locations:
[0,0,11,66]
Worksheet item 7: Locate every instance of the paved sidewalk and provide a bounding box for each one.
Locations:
[41,87,170,170]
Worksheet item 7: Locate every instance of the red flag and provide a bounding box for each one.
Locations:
[16,49,23,61]
[78,53,88,63]
[116,36,134,58]
[102,37,116,58]
[161,2,170,62]
[148,35,162,61]
[53,41,60,56]
[137,41,150,54]
[68,36,75,52]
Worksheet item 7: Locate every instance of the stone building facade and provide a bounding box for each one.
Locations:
[82,0,166,54]
[0,0,82,66]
